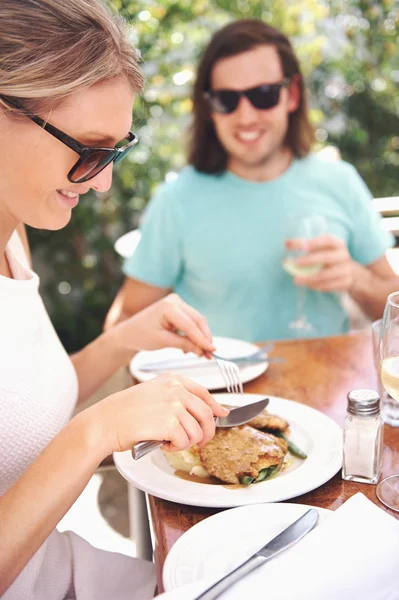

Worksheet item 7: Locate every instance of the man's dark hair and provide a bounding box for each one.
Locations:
[187,19,315,174]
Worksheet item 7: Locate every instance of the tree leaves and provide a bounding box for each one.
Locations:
[28,0,398,351]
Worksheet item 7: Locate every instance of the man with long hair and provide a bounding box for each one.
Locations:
[108,19,397,341]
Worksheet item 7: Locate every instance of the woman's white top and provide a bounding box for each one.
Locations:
[0,231,155,599]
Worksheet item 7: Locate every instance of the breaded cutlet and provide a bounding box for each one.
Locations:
[198,425,288,485]
[247,411,289,433]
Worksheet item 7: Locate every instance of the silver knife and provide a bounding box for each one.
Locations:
[137,345,276,372]
[138,357,287,372]
[138,356,268,372]
[131,397,269,460]
[194,508,318,600]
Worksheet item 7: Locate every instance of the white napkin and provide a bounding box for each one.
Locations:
[156,493,399,600]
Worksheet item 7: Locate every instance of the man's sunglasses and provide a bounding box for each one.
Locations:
[204,78,291,115]
[1,96,138,184]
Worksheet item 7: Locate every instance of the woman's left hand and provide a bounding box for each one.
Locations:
[110,293,215,357]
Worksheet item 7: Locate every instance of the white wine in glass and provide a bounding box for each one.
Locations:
[282,257,323,278]
[381,357,399,401]
[283,213,327,336]
[377,291,399,511]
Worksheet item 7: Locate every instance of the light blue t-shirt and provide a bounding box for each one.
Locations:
[124,155,394,341]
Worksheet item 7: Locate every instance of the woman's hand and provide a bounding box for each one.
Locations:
[110,293,215,357]
[71,294,215,405]
[88,373,229,454]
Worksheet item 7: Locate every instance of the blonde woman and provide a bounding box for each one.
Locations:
[0,1,228,598]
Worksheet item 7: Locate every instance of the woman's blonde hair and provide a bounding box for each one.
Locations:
[0,0,143,112]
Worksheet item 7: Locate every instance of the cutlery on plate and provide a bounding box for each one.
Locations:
[137,344,273,373]
[131,397,269,460]
[138,352,284,373]
[194,508,318,600]
[213,356,243,395]
[212,342,273,360]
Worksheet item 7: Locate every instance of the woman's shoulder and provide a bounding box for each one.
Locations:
[7,226,32,270]
[2,227,38,286]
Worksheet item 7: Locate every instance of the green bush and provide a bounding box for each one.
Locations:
[28,0,398,352]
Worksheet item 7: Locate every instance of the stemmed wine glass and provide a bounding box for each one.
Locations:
[377,290,399,511]
[282,213,327,337]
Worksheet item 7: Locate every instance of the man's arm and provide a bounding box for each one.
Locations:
[290,235,399,321]
[104,276,171,329]
[349,255,399,320]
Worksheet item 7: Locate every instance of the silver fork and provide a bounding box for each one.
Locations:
[131,357,243,460]
[213,355,243,395]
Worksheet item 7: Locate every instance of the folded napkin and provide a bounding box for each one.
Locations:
[156,493,399,600]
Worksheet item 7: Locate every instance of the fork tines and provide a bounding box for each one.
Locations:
[214,357,243,395]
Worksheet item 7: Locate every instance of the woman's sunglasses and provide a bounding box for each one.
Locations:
[1,96,138,184]
[204,78,291,115]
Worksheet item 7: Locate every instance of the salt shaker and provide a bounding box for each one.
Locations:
[342,389,383,484]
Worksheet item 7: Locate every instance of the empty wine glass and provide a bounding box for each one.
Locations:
[376,291,399,511]
[282,213,327,337]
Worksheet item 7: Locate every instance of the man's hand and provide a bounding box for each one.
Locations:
[285,234,355,293]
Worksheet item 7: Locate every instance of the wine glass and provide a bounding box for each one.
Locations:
[371,318,399,427]
[282,213,327,337]
[377,290,399,511]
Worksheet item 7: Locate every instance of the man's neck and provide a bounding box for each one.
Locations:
[227,146,293,182]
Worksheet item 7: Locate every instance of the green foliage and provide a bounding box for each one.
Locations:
[28,0,399,352]
[317,0,399,196]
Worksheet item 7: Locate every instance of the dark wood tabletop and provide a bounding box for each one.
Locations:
[148,330,399,591]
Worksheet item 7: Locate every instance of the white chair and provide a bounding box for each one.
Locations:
[372,197,399,240]
[127,484,153,561]
[114,229,141,259]
[113,228,155,561]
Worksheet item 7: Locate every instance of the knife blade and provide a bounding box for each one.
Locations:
[131,398,269,460]
[214,398,269,427]
[194,508,318,600]
[138,356,268,372]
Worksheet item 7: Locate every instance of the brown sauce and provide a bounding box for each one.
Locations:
[223,483,246,490]
[174,470,220,485]
[174,455,295,489]
[174,469,246,489]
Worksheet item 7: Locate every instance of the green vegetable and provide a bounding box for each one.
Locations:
[240,464,281,485]
[240,475,255,485]
[254,468,270,483]
[276,433,307,460]
[265,465,280,479]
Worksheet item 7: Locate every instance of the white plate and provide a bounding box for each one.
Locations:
[113,394,343,508]
[162,502,332,592]
[129,336,268,390]
[114,229,141,259]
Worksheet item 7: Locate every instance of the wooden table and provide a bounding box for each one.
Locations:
[147,330,399,591]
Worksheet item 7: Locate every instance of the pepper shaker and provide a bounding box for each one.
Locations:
[342,389,384,484]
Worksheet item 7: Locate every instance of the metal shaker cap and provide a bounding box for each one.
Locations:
[347,389,380,416]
